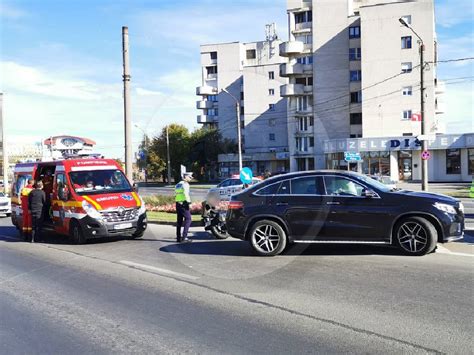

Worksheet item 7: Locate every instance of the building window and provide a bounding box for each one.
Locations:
[402,110,412,120]
[402,133,413,136]
[297,96,311,111]
[208,95,218,102]
[268,118,276,127]
[350,113,362,124]
[402,86,412,96]
[268,89,275,96]
[269,104,275,111]
[240,106,244,115]
[295,77,313,86]
[207,108,218,116]
[350,91,362,103]
[349,26,360,38]
[349,48,361,61]
[206,66,218,78]
[269,133,275,141]
[296,34,313,44]
[297,116,313,131]
[246,49,256,59]
[295,10,312,24]
[401,62,412,73]
[350,70,362,81]
[401,36,412,49]
[268,71,274,80]
[350,134,362,138]
[446,149,461,174]
[468,148,474,175]
[400,15,412,25]
[210,51,217,60]
[297,56,313,64]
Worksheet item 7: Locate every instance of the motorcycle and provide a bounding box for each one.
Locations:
[201,202,228,239]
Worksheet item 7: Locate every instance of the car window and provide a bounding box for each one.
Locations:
[324,176,364,196]
[230,179,241,186]
[290,177,321,195]
[255,182,281,195]
[219,180,231,188]
[277,180,290,195]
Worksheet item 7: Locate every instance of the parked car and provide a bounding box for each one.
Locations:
[368,175,397,189]
[206,176,262,204]
[0,192,12,217]
[226,170,464,256]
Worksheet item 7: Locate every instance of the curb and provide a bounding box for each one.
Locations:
[147,220,202,227]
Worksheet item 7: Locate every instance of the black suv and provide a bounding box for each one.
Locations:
[226,171,465,256]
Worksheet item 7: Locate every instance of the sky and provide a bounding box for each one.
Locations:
[0,0,473,160]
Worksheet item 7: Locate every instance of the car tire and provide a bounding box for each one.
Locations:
[394,216,437,256]
[70,221,86,245]
[210,225,229,240]
[130,230,144,239]
[249,219,287,256]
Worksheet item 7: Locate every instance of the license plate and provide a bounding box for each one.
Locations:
[114,223,132,230]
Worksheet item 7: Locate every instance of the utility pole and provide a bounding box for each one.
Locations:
[221,88,243,172]
[122,26,133,181]
[0,93,8,194]
[399,18,428,191]
[166,126,172,184]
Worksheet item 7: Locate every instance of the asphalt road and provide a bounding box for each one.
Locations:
[1,217,473,354]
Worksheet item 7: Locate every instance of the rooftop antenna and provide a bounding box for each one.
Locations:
[265,23,278,58]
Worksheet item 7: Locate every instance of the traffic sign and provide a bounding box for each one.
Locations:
[344,152,362,162]
[240,167,253,184]
[421,150,431,160]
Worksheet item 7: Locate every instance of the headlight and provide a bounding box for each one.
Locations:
[433,202,457,214]
[82,200,103,219]
[138,197,146,215]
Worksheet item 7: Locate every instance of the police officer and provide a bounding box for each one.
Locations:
[20,178,35,241]
[28,181,46,243]
[175,172,193,243]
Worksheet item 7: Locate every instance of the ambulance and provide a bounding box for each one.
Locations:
[11,157,147,243]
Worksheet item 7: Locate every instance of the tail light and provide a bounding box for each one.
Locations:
[228,201,244,210]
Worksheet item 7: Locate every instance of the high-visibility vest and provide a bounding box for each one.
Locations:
[21,185,34,197]
[175,182,187,202]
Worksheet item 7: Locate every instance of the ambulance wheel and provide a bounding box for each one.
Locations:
[70,221,86,245]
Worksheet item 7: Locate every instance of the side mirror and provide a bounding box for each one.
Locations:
[58,186,70,201]
[362,189,378,198]
[133,182,139,193]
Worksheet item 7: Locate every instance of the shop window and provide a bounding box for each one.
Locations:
[446,149,461,174]
[468,148,474,175]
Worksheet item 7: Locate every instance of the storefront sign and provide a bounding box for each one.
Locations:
[344,152,362,162]
[323,134,474,153]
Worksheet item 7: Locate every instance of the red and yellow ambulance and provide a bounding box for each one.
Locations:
[11,158,147,243]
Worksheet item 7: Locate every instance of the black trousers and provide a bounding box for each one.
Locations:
[176,202,191,241]
[31,211,43,241]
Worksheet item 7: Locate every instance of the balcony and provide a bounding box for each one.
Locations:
[303,85,313,93]
[279,41,305,57]
[294,147,314,155]
[280,63,303,77]
[196,86,218,96]
[197,115,217,124]
[303,64,313,73]
[280,84,305,97]
[196,100,215,109]
[435,80,446,94]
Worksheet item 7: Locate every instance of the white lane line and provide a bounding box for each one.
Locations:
[436,244,473,257]
[119,260,199,280]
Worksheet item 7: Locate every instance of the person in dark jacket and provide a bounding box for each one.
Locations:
[28,181,46,243]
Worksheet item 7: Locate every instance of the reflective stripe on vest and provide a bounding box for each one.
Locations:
[175,182,186,202]
[21,187,33,196]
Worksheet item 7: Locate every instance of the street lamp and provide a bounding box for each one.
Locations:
[399,17,428,191]
[221,88,243,172]
[134,124,148,183]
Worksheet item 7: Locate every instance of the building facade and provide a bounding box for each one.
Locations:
[280,0,471,181]
[196,30,290,179]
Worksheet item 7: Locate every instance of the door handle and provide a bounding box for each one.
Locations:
[276,202,288,206]
[326,202,340,205]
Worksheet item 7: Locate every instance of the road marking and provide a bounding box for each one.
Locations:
[119,260,199,280]
[436,244,473,257]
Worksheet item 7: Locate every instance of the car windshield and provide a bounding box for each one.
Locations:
[69,169,131,195]
[0,192,5,197]
[357,174,392,192]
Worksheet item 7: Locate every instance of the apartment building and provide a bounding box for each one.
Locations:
[196,34,290,179]
[281,0,472,182]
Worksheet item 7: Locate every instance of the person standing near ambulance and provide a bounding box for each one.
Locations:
[175,172,193,243]
[28,181,46,243]
[20,178,35,240]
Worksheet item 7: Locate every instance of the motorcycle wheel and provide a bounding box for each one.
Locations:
[210,224,229,239]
